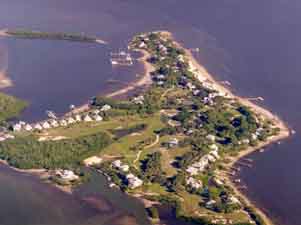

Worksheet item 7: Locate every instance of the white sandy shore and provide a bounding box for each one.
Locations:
[0,70,13,89]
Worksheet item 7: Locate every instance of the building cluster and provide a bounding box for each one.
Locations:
[132,95,145,105]
[111,160,143,189]
[12,110,105,133]
[186,177,203,190]
[186,145,220,175]
[112,160,130,172]
[126,173,143,189]
[55,169,79,182]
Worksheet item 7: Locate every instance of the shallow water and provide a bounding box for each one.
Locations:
[0,0,300,224]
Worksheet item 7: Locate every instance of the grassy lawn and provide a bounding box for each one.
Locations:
[99,113,165,162]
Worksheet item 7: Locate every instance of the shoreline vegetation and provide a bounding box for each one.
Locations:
[0,29,107,44]
[0,30,290,225]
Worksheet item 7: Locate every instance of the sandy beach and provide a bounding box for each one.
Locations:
[0,70,13,89]
[106,49,153,98]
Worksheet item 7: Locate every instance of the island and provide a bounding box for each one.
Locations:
[0,29,107,44]
[0,31,290,225]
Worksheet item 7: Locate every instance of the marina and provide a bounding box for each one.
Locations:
[110,51,133,66]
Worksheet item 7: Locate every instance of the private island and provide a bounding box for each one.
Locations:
[0,31,290,225]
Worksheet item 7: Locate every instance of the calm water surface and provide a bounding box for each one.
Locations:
[0,0,300,224]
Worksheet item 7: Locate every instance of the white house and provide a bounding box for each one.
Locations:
[24,124,33,131]
[100,104,112,111]
[126,173,143,189]
[120,164,129,172]
[60,119,67,126]
[112,160,122,169]
[94,115,103,122]
[56,170,79,181]
[50,120,59,128]
[42,121,51,129]
[67,117,76,124]
[13,124,22,132]
[34,123,43,130]
[84,115,92,122]
[75,115,82,122]
[139,41,146,48]
[186,177,203,190]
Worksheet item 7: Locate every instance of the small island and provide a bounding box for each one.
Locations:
[0,31,290,225]
[0,29,107,44]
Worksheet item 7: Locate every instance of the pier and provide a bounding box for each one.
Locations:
[246,96,264,101]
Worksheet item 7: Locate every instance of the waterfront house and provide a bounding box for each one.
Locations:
[24,124,33,131]
[139,41,146,48]
[100,104,112,111]
[75,115,82,122]
[42,121,51,129]
[13,124,22,132]
[84,115,92,122]
[67,117,76,124]
[34,123,43,130]
[132,95,144,105]
[126,173,143,189]
[112,160,122,169]
[50,120,59,128]
[56,170,79,181]
[60,119,67,126]
[94,115,103,121]
[112,160,129,172]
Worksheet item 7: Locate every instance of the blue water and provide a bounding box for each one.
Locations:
[0,0,300,224]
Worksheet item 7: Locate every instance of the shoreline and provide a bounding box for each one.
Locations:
[161,31,290,225]
[0,70,13,89]
[0,159,73,194]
